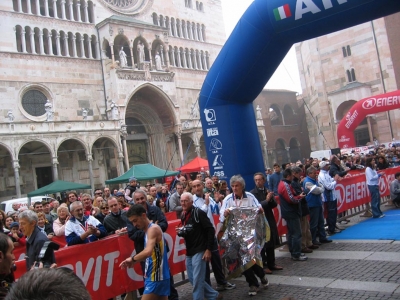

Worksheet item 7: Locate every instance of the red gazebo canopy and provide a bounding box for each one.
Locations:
[177,157,209,173]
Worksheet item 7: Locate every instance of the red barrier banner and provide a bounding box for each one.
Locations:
[13,167,399,299]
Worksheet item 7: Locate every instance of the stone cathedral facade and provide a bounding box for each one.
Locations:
[0,0,227,199]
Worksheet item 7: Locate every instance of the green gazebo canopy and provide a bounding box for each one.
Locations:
[105,163,179,184]
[27,180,91,197]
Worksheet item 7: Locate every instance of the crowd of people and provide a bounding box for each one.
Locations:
[0,147,399,299]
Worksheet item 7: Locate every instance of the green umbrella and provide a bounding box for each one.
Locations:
[105,163,179,184]
[27,180,91,197]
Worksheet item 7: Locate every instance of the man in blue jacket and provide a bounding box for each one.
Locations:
[303,167,332,245]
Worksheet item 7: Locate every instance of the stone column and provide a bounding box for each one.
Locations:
[118,152,125,175]
[286,147,291,163]
[194,24,199,41]
[176,20,181,37]
[168,20,172,36]
[52,157,59,181]
[188,23,193,40]
[187,51,192,69]
[173,20,178,37]
[79,35,84,57]
[94,40,99,59]
[13,160,21,198]
[199,25,204,41]
[63,35,69,56]
[205,52,209,69]
[29,31,35,54]
[83,2,89,23]
[17,0,22,12]
[56,33,62,56]
[39,30,44,54]
[87,154,94,192]
[160,45,165,66]
[171,49,176,66]
[192,51,198,69]
[72,34,77,57]
[122,137,129,171]
[44,0,50,16]
[182,49,187,68]
[53,0,58,18]
[197,51,201,69]
[129,46,134,67]
[110,42,115,64]
[177,49,182,67]
[184,23,189,39]
[61,0,66,19]
[68,0,74,21]
[76,1,81,22]
[47,32,53,55]
[175,129,184,164]
[21,30,27,53]
[263,140,269,168]
[35,0,40,15]
[27,0,32,14]
[88,36,93,58]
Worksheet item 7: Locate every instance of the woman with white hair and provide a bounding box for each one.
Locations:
[53,205,70,237]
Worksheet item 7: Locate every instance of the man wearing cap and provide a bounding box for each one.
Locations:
[318,161,341,235]
[125,177,138,203]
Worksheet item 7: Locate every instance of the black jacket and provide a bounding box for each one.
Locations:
[104,210,129,234]
[127,203,168,253]
[180,206,215,257]
[26,227,55,271]
[329,163,348,178]
[291,177,309,217]
[250,186,279,246]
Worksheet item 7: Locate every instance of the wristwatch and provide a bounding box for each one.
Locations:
[131,256,136,263]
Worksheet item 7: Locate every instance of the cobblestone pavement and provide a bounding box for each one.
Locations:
[172,206,400,300]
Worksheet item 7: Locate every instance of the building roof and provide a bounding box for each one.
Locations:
[328,81,370,95]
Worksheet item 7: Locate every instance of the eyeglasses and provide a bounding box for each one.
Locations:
[95,192,102,195]
[101,207,109,209]
[109,204,118,208]
[135,197,145,201]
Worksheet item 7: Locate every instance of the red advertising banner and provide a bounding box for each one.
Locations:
[13,167,399,299]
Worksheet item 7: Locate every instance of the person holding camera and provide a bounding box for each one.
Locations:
[278,168,307,261]
[18,210,56,271]
[177,192,222,300]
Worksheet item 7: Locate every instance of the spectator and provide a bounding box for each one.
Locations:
[3,217,13,234]
[80,194,93,217]
[250,172,282,273]
[212,175,220,191]
[303,167,332,245]
[120,205,171,299]
[66,191,78,206]
[179,176,188,190]
[42,201,55,225]
[318,161,341,235]
[179,192,222,300]
[65,201,107,246]
[365,158,384,218]
[95,203,109,224]
[269,163,283,195]
[192,180,236,291]
[18,210,56,271]
[117,196,130,211]
[125,176,138,203]
[203,179,215,199]
[168,183,185,218]
[53,205,70,237]
[291,167,316,253]
[103,187,111,199]
[50,200,59,217]
[156,198,167,213]
[0,234,15,299]
[220,175,268,296]
[0,210,7,233]
[278,168,306,261]
[5,267,91,300]
[33,201,43,214]
[37,212,54,240]
[103,197,128,235]
[148,186,160,202]
[376,155,390,170]
[390,172,400,208]
[8,222,26,247]
[93,196,104,208]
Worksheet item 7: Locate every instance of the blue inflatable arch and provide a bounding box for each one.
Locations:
[200,0,400,185]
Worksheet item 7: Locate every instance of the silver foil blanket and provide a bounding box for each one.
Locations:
[219,207,270,279]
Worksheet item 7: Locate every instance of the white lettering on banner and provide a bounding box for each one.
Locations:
[173,235,186,264]
[65,251,120,291]
[336,181,369,208]
[126,250,143,281]
[295,0,347,20]
[104,251,120,287]
[362,95,400,110]
[204,109,216,122]
[207,128,219,137]
[339,135,350,143]
[345,110,358,129]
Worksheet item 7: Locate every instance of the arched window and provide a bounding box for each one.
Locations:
[346,70,351,82]
[351,68,356,81]
[152,13,158,25]
[21,89,48,116]
[25,26,33,54]
[199,2,204,11]
[15,25,23,52]
[342,47,347,57]
[51,29,58,56]
[347,45,351,56]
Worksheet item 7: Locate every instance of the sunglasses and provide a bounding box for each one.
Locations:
[95,192,103,195]
[135,197,145,201]
[101,206,109,209]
